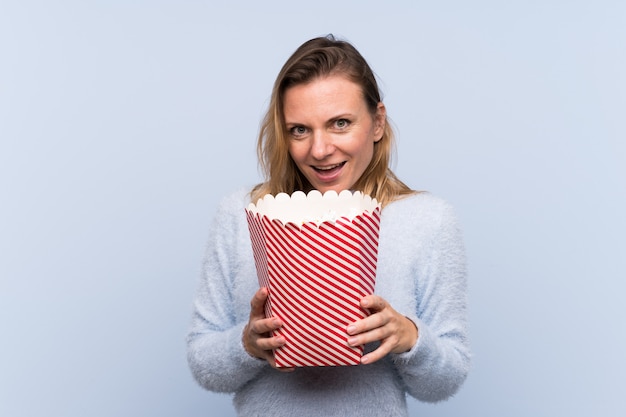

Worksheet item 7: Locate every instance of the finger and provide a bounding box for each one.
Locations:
[244,328,286,361]
[250,316,283,335]
[347,310,389,337]
[347,324,390,347]
[249,287,269,318]
[360,294,387,312]
[256,334,286,351]
[267,356,296,372]
[360,340,393,365]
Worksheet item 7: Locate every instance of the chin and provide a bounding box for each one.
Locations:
[318,186,347,193]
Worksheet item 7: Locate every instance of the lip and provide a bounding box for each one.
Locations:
[310,161,346,183]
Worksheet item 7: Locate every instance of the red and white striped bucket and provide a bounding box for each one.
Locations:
[246,191,381,367]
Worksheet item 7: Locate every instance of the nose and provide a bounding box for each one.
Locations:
[310,130,334,160]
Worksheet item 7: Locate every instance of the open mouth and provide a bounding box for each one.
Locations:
[312,161,346,173]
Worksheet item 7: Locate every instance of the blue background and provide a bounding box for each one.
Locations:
[1,1,625,416]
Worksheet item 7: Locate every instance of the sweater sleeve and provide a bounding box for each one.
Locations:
[390,201,471,402]
[186,191,267,393]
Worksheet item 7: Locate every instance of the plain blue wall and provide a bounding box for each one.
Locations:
[1,1,624,416]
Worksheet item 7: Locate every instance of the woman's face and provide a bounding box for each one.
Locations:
[283,75,386,193]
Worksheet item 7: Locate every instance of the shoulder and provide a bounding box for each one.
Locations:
[383,192,457,225]
[209,187,255,238]
[379,192,463,248]
[216,187,254,212]
[206,188,256,254]
[379,192,465,262]
[210,187,261,226]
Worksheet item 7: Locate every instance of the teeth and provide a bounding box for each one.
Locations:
[315,163,342,171]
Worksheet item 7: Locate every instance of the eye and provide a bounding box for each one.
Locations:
[334,119,350,129]
[289,125,308,138]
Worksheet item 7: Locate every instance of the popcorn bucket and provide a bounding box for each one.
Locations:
[245,190,381,367]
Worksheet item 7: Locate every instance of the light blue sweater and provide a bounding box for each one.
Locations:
[187,189,470,416]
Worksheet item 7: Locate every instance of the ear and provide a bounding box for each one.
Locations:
[373,102,386,142]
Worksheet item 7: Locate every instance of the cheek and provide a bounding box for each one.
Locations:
[354,142,376,172]
[287,142,308,163]
[287,142,304,164]
[352,135,376,160]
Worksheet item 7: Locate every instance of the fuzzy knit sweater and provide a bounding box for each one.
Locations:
[187,188,470,417]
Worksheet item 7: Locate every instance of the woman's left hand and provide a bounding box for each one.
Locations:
[346,295,419,364]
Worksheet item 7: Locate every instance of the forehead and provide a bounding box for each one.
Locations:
[282,75,366,121]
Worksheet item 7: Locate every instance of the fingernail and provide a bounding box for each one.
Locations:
[361,355,370,364]
[347,325,356,334]
[347,337,357,346]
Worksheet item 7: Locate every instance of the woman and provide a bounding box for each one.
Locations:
[187,35,470,416]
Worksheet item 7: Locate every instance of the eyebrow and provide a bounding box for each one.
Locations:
[284,113,355,126]
[329,113,353,120]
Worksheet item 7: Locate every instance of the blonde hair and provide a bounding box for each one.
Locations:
[251,35,416,207]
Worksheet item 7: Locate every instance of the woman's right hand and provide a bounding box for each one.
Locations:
[242,287,294,372]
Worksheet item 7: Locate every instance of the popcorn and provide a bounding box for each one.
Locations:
[245,190,381,367]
